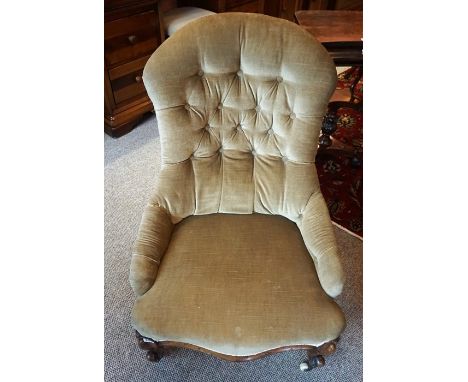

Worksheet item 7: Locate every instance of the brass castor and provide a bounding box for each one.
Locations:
[299,355,325,371]
[146,350,161,362]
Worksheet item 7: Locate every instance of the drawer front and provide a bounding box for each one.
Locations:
[109,56,150,104]
[225,0,261,13]
[105,11,160,67]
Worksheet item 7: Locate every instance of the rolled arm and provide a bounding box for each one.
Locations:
[129,204,173,296]
[299,192,345,298]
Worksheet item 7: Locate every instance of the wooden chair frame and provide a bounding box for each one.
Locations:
[135,331,339,371]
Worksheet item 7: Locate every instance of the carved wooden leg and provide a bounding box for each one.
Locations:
[299,339,338,371]
[135,331,162,362]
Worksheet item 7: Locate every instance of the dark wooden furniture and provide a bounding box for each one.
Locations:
[264,0,362,22]
[264,0,304,21]
[306,0,362,10]
[295,10,363,164]
[181,0,265,13]
[136,330,339,370]
[294,10,362,66]
[105,2,367,137]
[105,0,165,137]
[105,0,269,137]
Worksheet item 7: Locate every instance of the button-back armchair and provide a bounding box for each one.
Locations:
[130,13,345,372]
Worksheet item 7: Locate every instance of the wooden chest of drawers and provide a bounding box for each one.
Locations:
[215,0,265,13]
[104,0,163,137]
[104,0,282,137]
[182,0,265,13]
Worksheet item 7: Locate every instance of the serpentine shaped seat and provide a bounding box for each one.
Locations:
[130,12,346,371]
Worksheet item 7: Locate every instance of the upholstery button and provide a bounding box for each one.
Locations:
[219,148,224,153]
[184,104,190,110]
[205,124,210,131]
[217,103,223,110]
[267,128,274,135]
[198,70,204,76]
[277,76,283,83]
[282,156,288,162]
[290,113,296,119]
[255,105,261,112]
[237,70,243,77]
[252,150,257,156]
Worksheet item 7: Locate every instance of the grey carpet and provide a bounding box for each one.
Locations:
[104,115,363,382]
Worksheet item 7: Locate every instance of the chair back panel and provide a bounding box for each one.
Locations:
[143,13,337,222]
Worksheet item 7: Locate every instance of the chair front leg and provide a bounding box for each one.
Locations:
[299,339,338,371]
[136,331,162,362]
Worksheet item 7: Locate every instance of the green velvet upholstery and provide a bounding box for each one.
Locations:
[130,13,345,357]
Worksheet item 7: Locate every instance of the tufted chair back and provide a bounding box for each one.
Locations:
[142,13,337,224]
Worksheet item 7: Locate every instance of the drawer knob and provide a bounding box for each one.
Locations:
[128,35,137,44]
[135,75,143,83]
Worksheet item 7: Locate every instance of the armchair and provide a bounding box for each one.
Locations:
[130,12,345,371]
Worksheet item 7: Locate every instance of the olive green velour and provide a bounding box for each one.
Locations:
[130,12,345,358]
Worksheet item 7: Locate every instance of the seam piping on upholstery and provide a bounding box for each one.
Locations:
[252,149,256,213]
[191,157,197,214]
[281,158,286,215]
[155,104,187,112]
[218,152,224,212]
[284,158,314,165]
[164,158,191,165]
[132,254,161,264]
[301,114,326,118]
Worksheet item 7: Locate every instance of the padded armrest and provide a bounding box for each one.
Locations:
[130,204,174,296]
[299,192,345,298]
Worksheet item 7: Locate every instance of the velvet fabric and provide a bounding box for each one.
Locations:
[133,214,345,356]
[130,13,345,355]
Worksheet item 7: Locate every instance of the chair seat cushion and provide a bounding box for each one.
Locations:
[132,213,345,357]
[163,7,216,36]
